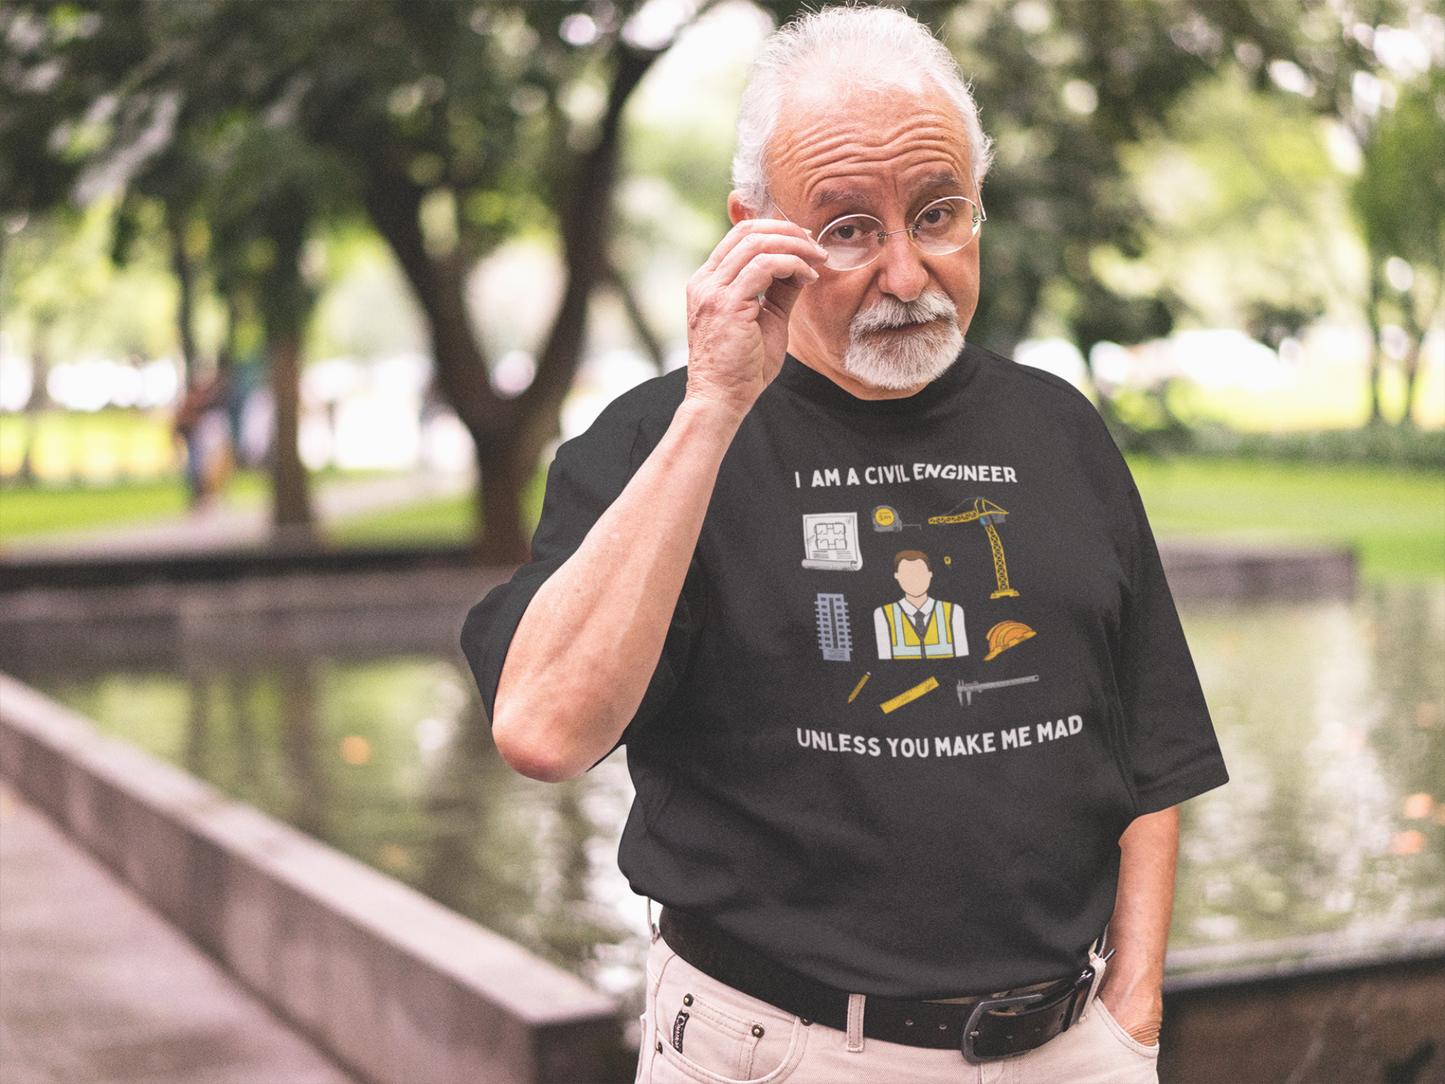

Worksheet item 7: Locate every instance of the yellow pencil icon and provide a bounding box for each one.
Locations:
[848,672,871,702]
[880,677,939,714]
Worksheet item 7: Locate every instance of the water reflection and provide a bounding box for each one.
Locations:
[22,580,1444,999]
[1172,580,1445,953]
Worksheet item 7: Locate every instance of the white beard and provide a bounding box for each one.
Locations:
[841,292,964,391]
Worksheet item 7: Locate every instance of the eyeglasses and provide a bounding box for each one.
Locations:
[772,195,985,272]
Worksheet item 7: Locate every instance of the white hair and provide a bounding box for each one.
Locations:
[732,5,994,213]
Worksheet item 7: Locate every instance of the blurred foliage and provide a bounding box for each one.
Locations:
[0,200,178,365]
[1190,421,1445,470]
[1113,72,1350,342]
[1,0,1441,548]
[0,405,177,486]
[937,0,1379,357]
[1352,69,1445,425]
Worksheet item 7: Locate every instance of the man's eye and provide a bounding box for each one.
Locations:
[917,206,954,230]
[829,224,858,242]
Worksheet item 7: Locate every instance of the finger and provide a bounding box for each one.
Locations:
[708,235,828,295]
[724,253,820,306]
[698,218,824,275]
[703,231,824,288]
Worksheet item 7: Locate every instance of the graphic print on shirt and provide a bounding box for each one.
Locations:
[791,462,1071,746]
[801,512,863,570]
[873,550,968,660]
[927,498,1020,599]
[870,505,922,533]
[880,677,940,713]
[984,621,1035,660]
[815,593,853,661]
[847,672,871,701]
[953,621,1040,706]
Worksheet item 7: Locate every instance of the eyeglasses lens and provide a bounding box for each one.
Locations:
[817,196,982,270]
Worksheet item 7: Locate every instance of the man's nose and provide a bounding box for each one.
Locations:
[875,230,929,302]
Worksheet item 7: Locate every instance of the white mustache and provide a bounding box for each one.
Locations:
[851,292,958,336]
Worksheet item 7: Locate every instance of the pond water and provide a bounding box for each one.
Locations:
[22,578,1445,1008]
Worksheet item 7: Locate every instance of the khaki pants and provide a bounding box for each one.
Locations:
[636,936,1159,1084]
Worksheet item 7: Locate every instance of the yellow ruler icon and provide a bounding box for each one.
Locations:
[880,676,939,714]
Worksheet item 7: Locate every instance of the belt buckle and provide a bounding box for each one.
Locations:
[961,991,1046,1064]
[960,964,1097,1064]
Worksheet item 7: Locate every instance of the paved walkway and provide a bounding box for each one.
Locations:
[0,782,356,1084]
[2,470,473,561]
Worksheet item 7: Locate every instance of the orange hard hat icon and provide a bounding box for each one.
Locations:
[984,620,1036,661]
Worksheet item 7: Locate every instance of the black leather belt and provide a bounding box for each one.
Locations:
[658,907,1100,1063]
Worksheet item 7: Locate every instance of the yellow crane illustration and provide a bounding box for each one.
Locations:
[927,498,1020,598]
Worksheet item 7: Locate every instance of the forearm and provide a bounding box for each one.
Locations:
[491,398,743,782]
[492,215,824,783]
[1099,804,1179,1045]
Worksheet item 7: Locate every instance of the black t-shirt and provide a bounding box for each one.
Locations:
[463,345,1227,998]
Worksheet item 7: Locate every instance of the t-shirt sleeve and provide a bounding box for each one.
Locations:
[1115,485,1229,813]
[459,376,697,742]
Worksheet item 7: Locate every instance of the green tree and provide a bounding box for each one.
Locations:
[198,122,357,539]
[111,0,715,561]
[38,1,351,538]
[1352,71,1445,426]
[939,0,1383,369]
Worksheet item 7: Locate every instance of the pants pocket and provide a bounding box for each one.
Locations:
[1092,999,1161,1060]
[642,945,806,1084]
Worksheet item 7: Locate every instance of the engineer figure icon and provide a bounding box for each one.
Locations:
[874,550,969,660]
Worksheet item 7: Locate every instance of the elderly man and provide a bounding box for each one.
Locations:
[463,7,1226,1081]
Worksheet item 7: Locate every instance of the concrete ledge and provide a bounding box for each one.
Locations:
[0,672,619,1084]
[1157,542,1356,602]
[1164,920,1445,992]
[0,566,511,676]
[1159,950,1445,1084]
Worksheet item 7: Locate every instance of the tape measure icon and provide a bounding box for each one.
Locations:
[871,505,920,532]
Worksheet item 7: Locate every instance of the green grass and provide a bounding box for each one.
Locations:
[0,478,186,537]
[5,449,1440,581]
[1128,456,1445,578]
[327,492,476,547]
[0,472,268,541]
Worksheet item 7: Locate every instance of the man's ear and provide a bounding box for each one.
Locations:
[727,191,755,226]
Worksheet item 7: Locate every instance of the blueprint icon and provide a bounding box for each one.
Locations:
[802,512,862,571]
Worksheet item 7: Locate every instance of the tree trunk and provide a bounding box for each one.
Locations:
[1399,336,1421,427]
[1397,287,1426,428]
[268,332,316,548]
[1365,264,1385,425]
[360,43,666,566]
[608,264,666,368]
[167,199,199,385]
[14,319,52,485]
[473,442,532,565]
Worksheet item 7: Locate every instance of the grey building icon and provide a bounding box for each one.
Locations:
[816,593,853,662]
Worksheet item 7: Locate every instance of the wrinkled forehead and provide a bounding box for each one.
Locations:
[767,76,974,213]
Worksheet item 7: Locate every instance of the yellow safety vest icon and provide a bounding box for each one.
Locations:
[884,601,956,659]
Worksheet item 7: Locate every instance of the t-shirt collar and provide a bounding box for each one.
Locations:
[772,345,979,415]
